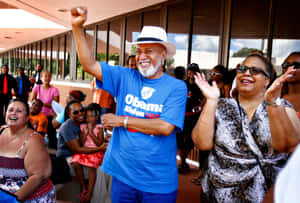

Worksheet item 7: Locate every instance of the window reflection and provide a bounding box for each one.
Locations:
[191,0,221,69]
[167,1,191,70]
[229,0,269,69]
[272,0,300,73]
[109,20,121,65]
[143,9,160,27]
[64,33,71,79]
[125,14,141,66]
[96,24,108,62]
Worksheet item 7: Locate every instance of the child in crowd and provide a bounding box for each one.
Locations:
[70,103,104,202]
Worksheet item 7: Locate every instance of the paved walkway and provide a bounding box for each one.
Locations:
[177,166,201,203]
[56,164,201,203]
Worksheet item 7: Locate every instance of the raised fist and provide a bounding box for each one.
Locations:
[70,7,87,28]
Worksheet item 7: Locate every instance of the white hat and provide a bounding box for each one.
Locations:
[134,26,176,58]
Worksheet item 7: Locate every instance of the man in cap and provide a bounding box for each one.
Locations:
[71,7,187,202]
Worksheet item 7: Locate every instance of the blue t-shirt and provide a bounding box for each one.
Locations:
[96,62,187,193]
[56,119,80,158]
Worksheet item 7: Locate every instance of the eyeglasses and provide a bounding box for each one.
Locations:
[237,65,270,78]
[281,62,300,70]
[72,108,85,115]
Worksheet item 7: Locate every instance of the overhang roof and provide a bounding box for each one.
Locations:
[0,0,166,53]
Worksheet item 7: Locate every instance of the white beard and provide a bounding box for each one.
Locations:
[137,56,162,78]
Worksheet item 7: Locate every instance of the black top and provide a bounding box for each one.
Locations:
[16,75,33,97]
[0,74,17,98]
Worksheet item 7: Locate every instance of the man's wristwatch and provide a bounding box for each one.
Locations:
[265,97,282,106]
[123,116,129,128]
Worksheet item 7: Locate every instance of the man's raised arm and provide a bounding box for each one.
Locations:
[70,7,103,81]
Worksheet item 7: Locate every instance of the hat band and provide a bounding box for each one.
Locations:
[137,37,163,42]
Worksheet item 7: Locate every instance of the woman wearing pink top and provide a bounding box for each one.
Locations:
[70,103,105,203]
[31,71,59,149]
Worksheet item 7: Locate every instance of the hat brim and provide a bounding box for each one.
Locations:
[133,41,176,58]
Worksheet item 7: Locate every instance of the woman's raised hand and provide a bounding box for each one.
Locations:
[265,66,296,102]
[194,72,220,101]
[70,7,87,28]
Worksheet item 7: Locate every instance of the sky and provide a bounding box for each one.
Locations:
[0,9,65,28]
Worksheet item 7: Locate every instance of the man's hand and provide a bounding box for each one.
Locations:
[101,113,124,128]
[70,7,87,28]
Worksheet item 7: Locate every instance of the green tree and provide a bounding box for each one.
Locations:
[232,47,260,57]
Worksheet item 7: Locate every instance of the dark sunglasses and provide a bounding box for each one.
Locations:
[281,62,300,70]
[72,108,85,115]
[237,65,270,78]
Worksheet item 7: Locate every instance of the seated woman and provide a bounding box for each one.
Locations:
[56,101,107,201]
[52,90,86,130]
[0,98,55,202]
[70,103,105,202]
[192,53,300,203]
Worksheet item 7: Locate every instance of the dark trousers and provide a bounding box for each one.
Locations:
[47,116,57,149]
[0,95,11,125]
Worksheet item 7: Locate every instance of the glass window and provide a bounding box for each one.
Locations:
[57,35,66,79]
[143,8,160,27]
[50,38,57,77]
[228,0,269,69]
[41,41,46,69]
[167,0,192,71]
[76,26,94,81]
[45,39,51,72]
[109,19,121,65]
[125,13,142,66]
[96,24,108,62]
[21,46,25,68]
[25,45,30,75]
[191,0,221,70]
[272,0,300,73]
[64,33,71,79]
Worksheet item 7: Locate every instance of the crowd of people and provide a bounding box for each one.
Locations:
[0,6,299,203]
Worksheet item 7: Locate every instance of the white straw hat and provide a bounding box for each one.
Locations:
[134,26,176,58]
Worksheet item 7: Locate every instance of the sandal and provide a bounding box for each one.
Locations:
[191,176,201,186]
[78,190,88,203]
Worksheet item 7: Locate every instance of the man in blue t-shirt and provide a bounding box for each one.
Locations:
[71,7,187,203]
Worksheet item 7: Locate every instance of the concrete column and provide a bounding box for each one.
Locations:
[70,33,77,81]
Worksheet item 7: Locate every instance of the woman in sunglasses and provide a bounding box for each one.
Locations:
[192,53,300,203]
[209,64,231,98]
[56,101,107,197]
[281,52,300,117]
[270,52,300,203]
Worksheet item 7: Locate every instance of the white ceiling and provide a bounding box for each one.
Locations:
[0,0,166,53]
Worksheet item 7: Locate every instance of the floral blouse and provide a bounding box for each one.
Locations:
[201,98,292,203]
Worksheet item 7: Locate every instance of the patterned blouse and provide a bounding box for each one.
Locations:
[201,98,291,203]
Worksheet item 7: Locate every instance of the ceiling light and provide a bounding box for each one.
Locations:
[4,36,12,39]
[56,8,69,13]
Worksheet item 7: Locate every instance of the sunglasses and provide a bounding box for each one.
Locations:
[237,65,270,78]
[281,62,300,70]
[72,108,85,115]
[210,72,222,76]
